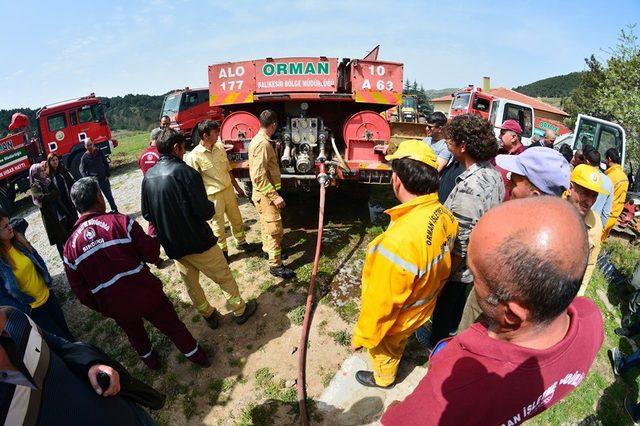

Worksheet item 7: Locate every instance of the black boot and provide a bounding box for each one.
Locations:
[270,266,295,279]
[355,371,394,389]
[234,300,258,325]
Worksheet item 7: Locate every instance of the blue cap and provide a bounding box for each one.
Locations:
[495,147,571,196]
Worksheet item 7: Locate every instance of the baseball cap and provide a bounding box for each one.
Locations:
[385,139,438,169]
[571,164,609,195]
[495,147,570,196]
[500,120,523,136]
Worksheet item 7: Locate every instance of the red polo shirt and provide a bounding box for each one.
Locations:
[382,297,603,426]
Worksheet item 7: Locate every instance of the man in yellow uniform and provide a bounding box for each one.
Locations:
[603,148,629,240]
[248,110,294,279]
[185,120,259,260]
[352,140,458,388]
[565,164,609,296]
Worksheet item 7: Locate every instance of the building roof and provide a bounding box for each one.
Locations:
[431,87,569,117]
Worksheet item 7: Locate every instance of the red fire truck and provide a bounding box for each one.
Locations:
[209,48,403,190]
[160,87,225,147]
[0,94,116,212]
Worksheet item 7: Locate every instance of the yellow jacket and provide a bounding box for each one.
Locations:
[605,163,629,220]
[248,129,281,202]
[352,194,458,349]
[185,142,232,195]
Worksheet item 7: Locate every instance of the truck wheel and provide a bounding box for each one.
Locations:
[69,153,83,180]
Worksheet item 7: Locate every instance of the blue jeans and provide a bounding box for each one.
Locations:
[99,178,118,212]
[620,349,640,374]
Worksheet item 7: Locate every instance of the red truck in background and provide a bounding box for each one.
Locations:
[208,48,403,191]
[0,93,116,213]
[160,87,225,147]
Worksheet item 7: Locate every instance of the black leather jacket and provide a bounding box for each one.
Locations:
[141,155,217,259]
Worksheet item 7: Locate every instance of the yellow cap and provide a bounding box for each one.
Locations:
[571,164,609,195]
[385,139,438,169]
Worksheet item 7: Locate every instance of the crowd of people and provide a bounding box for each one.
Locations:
[352,112,631,424]
[0,109,631,424]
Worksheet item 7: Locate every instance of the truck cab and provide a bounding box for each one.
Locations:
[38,95,115,177]
[568,114,626,168]
[0,94,116,212]
[160,87,224,147]
[450,86,535,146]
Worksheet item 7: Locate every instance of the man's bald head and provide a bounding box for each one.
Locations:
[543,129,557,147]
[468,197,588,325]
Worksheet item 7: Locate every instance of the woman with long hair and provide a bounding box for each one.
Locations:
[47,153,78,228]
[29,161,72,258]
[0,211,74,340]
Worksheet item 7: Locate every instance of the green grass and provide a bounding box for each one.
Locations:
[336,301,359,323]
[328,330,351,346]
[110,130,149,168]
[208,377,235,406]
[288,305,306,326]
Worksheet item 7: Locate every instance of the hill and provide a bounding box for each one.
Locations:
[513,72,582,98]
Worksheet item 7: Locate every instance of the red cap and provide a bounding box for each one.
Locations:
[500,119,523,135]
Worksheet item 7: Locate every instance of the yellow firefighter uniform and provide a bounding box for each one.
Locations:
[186,142,246,252]
[248,129,283,267]
[352,140,458,387]
[603,163,629,240]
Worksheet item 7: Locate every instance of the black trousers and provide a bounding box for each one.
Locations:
[428,280,470,347]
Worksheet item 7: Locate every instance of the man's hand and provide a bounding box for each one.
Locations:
[273,196,286,209]
[88,365,121,397]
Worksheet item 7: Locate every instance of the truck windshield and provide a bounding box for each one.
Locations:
[451,93,470,110]
[162,94,182,115]
[402,97,417,109]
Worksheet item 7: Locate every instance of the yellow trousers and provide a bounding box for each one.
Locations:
[174,245,246,317]
[253,193,283,267]
[368,332,410,387]
[209,186,246,251]
[602,216,617,242]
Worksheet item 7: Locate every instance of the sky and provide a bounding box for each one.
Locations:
[1,0,638,109]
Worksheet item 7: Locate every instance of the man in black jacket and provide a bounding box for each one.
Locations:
[80,139,118,212]
[0,306,161,425]
[141,129,257,329]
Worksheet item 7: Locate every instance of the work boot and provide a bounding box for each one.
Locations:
[204,311,220,330]
[141,349,161,370]
[263,252,288,261]
[222,251,230,262]
[355,371,394,389]
[270,266,295,279]
[238,242,260,253]
[625,395,640,424]
[608,347,624,376]
[234,299,258,325]
[187,346,211,368]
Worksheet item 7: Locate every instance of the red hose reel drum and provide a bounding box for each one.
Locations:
[342,111,391,143]
[220,111,260,142]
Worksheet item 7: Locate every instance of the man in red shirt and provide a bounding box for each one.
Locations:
[493,119,525,201]
[138,128,161,175]
[63,177,210,370]
[382,197,604,425]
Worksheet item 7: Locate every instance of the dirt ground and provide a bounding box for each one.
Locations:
[15,162,404,425]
